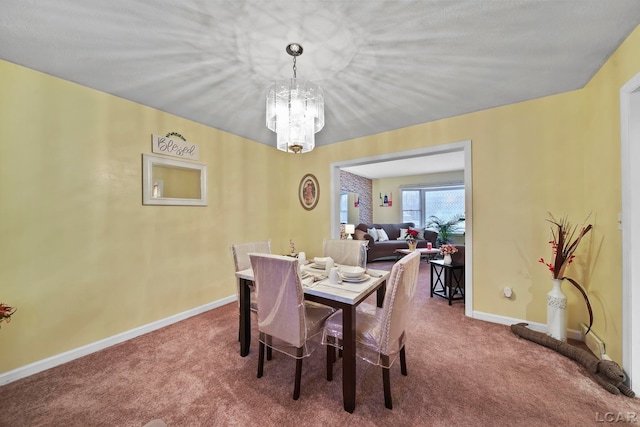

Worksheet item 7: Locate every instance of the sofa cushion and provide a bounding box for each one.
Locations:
[409,226,425,240]
[371,222,415,241]
[367,228,379,241]
[377,228,390,241]
[398,228,409,240]
[356,222,424,261]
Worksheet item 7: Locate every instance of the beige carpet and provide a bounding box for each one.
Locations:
[1,260,638,426]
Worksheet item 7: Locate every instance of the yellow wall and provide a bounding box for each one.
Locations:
[0,61,293,372]
[2,23,639,374]
[292,25,640,364]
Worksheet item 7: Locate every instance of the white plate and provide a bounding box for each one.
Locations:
[340,266,365,278]
[341,274,370,283]
[310,263,326,270]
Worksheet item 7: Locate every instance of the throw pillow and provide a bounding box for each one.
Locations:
[377,228,390,242]
[367,228,379,241]
[398,228,409,240]
[409,226,424,240]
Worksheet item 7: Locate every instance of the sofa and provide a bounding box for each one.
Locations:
[354,222,438,262]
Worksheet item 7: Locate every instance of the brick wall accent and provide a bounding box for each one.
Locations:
[340,170,372,224]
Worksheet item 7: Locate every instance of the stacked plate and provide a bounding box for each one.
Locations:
[340,266,368,283]
[311,257,330,270]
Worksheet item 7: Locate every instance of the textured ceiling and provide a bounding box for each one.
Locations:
[2,0,640,154]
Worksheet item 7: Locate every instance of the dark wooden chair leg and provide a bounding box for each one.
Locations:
[326,340,335,381]
[400,346,408,376]
[266,335,273,360]
[293,347,303,400]
[381,354,393,409]
[257,340,265,378]
[382,370,392,409]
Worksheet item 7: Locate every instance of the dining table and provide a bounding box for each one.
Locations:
[235,263,390,413]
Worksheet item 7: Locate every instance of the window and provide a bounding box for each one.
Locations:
[340,192,348,224]
[401,190,422,226]
[401,185,465,231]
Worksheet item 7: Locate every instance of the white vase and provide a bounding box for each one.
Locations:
[443,254,452,265]
[546,278,567,342]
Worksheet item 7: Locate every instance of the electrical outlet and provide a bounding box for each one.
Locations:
[503,287,513,298]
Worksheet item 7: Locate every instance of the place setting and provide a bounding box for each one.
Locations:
[308,256,332,270]
[339,266,369,283]
[311,265,374,293]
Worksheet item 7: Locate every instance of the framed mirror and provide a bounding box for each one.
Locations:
[142,154,207,206]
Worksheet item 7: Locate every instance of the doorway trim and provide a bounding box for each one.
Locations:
[620,72,640,390]
[329,140,473,318]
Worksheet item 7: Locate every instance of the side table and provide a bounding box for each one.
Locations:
[395,247,440,262]
[429,259,465,305]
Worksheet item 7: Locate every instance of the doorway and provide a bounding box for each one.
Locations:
[329,140,473,317]
[620,72,640,390]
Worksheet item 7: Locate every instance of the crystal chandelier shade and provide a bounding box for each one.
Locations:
[266,44,324,154]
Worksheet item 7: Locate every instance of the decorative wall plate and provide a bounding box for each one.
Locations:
[299,174,319,210]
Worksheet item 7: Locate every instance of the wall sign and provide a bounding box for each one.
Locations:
[152,134,199,160]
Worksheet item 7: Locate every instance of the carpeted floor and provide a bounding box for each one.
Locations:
[0,260,639,427]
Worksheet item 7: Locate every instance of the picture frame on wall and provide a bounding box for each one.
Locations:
[379,192,392,207]
[299,174,319,210]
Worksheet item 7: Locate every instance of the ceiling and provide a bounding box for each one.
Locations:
[2,1,640,162]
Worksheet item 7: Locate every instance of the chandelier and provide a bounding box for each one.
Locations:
[266,43,324,154]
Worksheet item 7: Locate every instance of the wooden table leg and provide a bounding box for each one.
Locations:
[239,278,251,357]
[376,280,386,308]
[342,305,356,413]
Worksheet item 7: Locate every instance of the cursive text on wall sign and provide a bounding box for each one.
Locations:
[152,134,199,160]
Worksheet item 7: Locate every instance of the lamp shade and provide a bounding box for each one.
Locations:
[344,224,355,235]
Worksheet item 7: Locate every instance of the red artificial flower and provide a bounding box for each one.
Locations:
[406,229,419,237]
[539,212,593,334]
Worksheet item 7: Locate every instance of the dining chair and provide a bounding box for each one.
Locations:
[231,240,271,338]
[249,253,335,400]
[323,238,368,268]
[322,250,421,409]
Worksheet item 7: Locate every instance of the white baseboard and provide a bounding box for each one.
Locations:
[0,301,586,387]
[0,295,236,386]
[472,310,584,341]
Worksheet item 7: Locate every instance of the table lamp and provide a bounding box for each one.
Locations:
[344,224,355,239]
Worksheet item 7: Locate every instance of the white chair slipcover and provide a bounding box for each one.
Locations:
[322,250,421,409]
[323,238,368,268]
[231,240,271,310]
[250,253,335,400]
[231,240,271,343]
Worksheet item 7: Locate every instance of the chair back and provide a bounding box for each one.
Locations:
[231,240,271,272]
[323,239,368,268]
[250,253,306,348]
[378,250,421,361]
